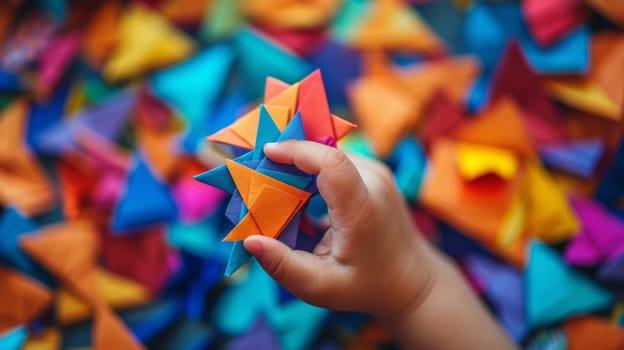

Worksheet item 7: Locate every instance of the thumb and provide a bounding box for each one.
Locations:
[243,235,331,300]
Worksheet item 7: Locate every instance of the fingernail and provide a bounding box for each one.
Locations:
[244,238,263,258]
[264,142,279,151]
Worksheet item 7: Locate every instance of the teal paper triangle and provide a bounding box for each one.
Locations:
[526,241,612,328]
[0,327,27,350]
[152,45,234,130]
[233,29,314,99]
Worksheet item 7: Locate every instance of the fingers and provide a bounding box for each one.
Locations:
[264,141,370,224]
[243,235,334,302]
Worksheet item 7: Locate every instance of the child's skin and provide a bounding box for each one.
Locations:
[243,140,518,350]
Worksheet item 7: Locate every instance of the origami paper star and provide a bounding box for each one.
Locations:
[197,107,314,275]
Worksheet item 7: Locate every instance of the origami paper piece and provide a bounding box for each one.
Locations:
[36,30,81,100]
[523,162,579,244]
[22,327,61,349]
[386,137,427,202]
[0,208,51,284]
[227,316,280,350]
[151,45,234,129]
[94,305,145,350]
[0,100,55,216]
[57,268,151,325]
[213,261,278,334]
[526,241,612,328]
[148,317,214,350]
[464,254,527,341]
[0,266,53,333]
[255,25,328,57]
[82,1,120,66]
[456,143,518,181]
[489,42,568,146]
[221,159,311,242]
[418,92,464,151]
[38,91,135,155]
[544,33,624,121]
[101,228,176,294]
[454,98,535,159]
[233,28,315,98]
[349,0,444,55]
[103,5,196,82]
[595,139,624,218]
[172,175,227,224]
[208,70,355,149]
[419,139,527,266]
[307,39,362,106]
[540,139,604,178]
[564,317,624,350]
[522,0,585,47]
[0,327,27,350]
[158,0,212,25]
[349,56,478,158]
[583,0,624,27]
[273,300,328,350]
[20,220,99,302]
[464,2,589,110]
[111,157,178,233]
[241,0,342,29]
[564,195,624,266]
[0,69,23,91]
[123,299,181,343]
[168,221,231,261]
[27,80,71,153]
[598,252,624,285]
[200,0,245,41]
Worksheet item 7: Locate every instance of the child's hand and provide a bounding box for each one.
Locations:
[244,140,436,319]
[243,140,517,350]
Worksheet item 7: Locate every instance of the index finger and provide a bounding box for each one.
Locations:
[264,140,370,225]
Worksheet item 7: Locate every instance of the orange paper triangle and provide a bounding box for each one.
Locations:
[0,266,53,333]
[452,97,535,158]
[93,305,145,350]
[222,160,310,241]
[20,220,98,302]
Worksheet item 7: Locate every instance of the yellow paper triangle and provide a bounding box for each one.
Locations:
[103,6,196,82]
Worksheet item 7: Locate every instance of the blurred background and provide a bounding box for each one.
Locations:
[0,0,623,349]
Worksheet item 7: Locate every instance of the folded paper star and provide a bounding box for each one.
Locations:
[197,71,355,275]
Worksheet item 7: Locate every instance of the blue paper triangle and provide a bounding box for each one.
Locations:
[253,105,282,160]
[0,208,51,285]
[526,241,612,328]
[465,254,527,341]
[0,327,28,350]
[540,139,604,178]
[112,157,178,233]
[27,80,71,153]
[224,242,253,277]
[152,45,234,130]
[227,316,281,350]
[194,153,253,193]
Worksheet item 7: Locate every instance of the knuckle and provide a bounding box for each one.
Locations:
[265,251,291,281]
[324,148,350,169]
